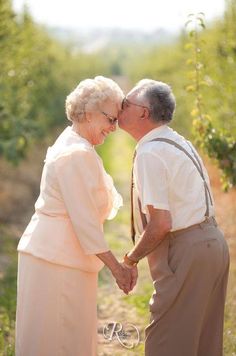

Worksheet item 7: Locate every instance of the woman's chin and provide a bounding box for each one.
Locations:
[101,132,109,142]
[94,135,106,146]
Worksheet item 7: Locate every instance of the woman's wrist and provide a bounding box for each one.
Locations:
[111,262,123,277]
[96,250,121,276]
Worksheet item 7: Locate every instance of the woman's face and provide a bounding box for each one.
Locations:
[86,100,120,145]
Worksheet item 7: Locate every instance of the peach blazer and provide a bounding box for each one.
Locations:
[17,126,122,272]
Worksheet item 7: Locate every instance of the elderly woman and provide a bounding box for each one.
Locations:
[15,76,134,356]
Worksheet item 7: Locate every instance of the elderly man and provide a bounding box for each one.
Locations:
[119,79,230,356]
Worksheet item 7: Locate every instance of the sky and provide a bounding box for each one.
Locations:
[12,0,225,33]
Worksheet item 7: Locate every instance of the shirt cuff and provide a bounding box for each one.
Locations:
[142,202,170,214]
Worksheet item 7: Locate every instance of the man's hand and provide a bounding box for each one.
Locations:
[121,263,138,292]
[112,263,133,295]
[130,264,138,290]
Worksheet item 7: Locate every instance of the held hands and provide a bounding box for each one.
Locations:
[122,262,138,293]
[112,263,138,295]
[96,250,138,294]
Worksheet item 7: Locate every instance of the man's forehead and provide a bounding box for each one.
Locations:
[126,87,140,100]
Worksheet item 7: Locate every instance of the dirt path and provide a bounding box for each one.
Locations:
[97,283,145,355]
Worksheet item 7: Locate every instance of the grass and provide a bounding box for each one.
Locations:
[0,229,17,356]
[224,263,236,355]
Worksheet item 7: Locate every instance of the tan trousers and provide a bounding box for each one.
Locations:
[145,219,230,356]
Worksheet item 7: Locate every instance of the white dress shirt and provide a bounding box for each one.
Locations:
[133,125,214,235]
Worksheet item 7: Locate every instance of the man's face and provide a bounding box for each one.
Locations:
[118,90,146,133]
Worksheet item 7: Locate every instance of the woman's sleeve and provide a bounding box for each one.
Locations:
[55,149,109,255]
[100,171,123,220]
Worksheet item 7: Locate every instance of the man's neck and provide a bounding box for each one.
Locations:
[133,122,166,141]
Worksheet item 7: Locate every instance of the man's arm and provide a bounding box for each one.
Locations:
[125,206,172,263]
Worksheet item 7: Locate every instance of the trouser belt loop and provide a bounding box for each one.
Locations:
[212,216,218,227]
[200,216,218,228]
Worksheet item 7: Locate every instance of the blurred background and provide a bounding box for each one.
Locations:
[0,0,236,354]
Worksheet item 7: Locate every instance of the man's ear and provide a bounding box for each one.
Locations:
[140,107,149,120]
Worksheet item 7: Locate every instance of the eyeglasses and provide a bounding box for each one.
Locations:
[121,97,150,111]
[100,111,118,125]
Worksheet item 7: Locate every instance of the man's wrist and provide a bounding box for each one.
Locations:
[123,253,139,267]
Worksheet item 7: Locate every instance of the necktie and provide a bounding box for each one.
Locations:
[131,151,148,244]
[130,151,136,244]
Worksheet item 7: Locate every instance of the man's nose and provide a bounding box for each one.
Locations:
[118,109,124,121]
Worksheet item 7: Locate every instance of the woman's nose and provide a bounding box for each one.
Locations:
[110,123,117,132]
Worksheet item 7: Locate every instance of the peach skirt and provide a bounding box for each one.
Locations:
[15,252,98,356]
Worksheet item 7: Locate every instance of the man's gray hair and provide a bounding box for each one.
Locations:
[136,79,176,123]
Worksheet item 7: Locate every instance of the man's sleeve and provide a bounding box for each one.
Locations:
[135,151,170,214]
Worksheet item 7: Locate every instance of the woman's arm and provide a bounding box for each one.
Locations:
[96,250,133,294]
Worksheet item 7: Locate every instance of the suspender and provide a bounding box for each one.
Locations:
[131,138,213,243]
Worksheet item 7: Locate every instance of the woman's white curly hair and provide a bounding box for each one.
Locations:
[65,76,124,122]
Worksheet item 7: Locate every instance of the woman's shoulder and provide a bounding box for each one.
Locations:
[52,145,105,179]
[54,143,97,163]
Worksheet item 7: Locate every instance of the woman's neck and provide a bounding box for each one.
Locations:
[72,122,92,143]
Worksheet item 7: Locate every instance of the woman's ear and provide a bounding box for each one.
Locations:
[85,112,92,123]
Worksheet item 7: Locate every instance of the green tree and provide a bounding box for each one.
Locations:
[0,2,110,163]
[185,12,236,190]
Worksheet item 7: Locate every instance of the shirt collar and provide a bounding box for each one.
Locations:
[136,125,170,150]
[67,126,93,148]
